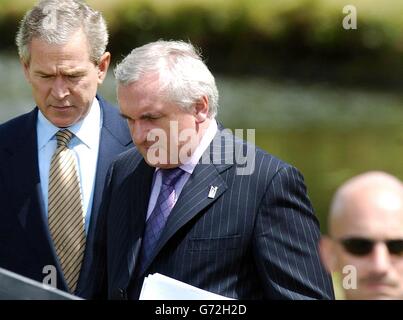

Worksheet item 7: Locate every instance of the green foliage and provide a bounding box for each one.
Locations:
[1,0,403,86]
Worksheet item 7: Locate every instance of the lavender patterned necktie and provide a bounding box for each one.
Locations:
[138,167,185,273]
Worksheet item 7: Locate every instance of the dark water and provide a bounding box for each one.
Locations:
[2,54,403,233]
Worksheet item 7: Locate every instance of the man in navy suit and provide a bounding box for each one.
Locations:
[0,0,132,296]
[87,40,334,299]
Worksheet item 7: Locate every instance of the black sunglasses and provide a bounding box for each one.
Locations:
[338,237,403,256]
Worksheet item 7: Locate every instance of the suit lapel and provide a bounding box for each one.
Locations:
[123,160,154,286]
[78,96,133,293]
[88,96,132,234]
[139,129,234,275]
[4,109,62,272]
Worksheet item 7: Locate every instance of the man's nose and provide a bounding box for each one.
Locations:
[51,76,69,100]
[368,243,392,274]
[130,121,148,145]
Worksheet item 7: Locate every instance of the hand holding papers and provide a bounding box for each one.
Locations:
[140,273,233,300]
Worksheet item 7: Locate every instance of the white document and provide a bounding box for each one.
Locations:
[139,273,234,300]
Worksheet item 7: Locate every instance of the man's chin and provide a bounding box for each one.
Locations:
[49,117,76,128]
[357,286,398,300]
[366,293,397,300]
[140,146,180,168]
[143,158,180,169]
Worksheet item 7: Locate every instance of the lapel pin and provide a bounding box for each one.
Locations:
[208,186,218,199]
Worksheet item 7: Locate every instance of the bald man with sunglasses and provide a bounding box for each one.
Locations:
[319,171,403,300]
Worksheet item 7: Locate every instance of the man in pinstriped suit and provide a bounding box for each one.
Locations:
[85,40,334,300]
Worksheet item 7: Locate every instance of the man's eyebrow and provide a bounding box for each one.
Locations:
[140,112,162,119]
[34,68,87,76]
[120,113,130,119]
[64,70,87,76]
[120,112,162,121]
[34,70,53,76]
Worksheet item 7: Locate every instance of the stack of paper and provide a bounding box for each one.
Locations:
[0,267,81,300]
[139,273,233,300]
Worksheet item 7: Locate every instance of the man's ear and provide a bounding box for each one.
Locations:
[194,96,209,123]
[97,51,111,84]
[21,60,31,84]
[319,236,338,273]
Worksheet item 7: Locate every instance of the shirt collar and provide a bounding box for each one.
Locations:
[37,98,101,150]
[180,119,217,174]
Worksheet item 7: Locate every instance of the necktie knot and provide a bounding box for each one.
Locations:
[161,167,185,186]
[56,130,74,148]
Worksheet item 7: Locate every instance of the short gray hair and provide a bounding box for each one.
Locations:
[16,0,108,64]
[114,40,219,118]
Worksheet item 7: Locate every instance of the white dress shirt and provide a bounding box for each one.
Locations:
[37,98,102,233]
[146,120,218,220]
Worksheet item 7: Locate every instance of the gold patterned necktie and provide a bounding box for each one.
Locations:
[48,130,86,293]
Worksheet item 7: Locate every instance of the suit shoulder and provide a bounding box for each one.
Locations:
[0,110,36,142]
[216,128,296,178]
[110,147,143,175]
[251,146,309,198]
[97,95,132,146]
[97,95,119,120]
[97,95,121,119]
[255,145,292,172]
[115,147,142,163]
[230,131,292,173]
[228,133,306,194]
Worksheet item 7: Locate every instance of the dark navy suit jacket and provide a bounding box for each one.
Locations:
[0,95,133,296]
[86,128,334,300]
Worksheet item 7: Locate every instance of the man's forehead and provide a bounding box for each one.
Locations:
[120,75,161,96]
[331,205,403,238]
[135,73,161,91]
[28,31,92,61]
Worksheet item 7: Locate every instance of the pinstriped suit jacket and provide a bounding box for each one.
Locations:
[85,129,334,299]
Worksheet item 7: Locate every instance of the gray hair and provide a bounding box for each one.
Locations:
[16,0,108,64]
[114,40,219,118]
